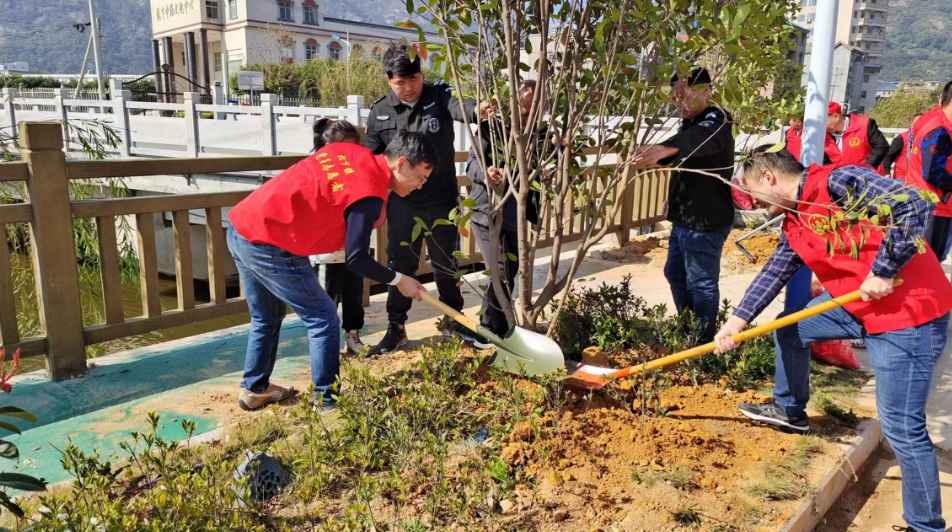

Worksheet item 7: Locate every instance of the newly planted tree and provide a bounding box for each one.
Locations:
[401,0,804,332]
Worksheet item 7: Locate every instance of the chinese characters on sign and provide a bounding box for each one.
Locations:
[155,0,197,21]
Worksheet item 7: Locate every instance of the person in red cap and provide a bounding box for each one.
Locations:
[884,113,924,180]
[227,130,433,413]
[905,80,952,260]
[825,101,889,173]
[715,146,950,532]
[783,113,834,165]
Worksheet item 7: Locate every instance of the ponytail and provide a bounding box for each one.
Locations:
[312,118,360,152]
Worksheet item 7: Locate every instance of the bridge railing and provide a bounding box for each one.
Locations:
[0,122,668,380]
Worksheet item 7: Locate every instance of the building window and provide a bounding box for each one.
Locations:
[809,0,816,5]
[205,0,219,19]
[806,13,815,23]
[861,91,867,98]
[800,0,806,6]
[278,0,293,21]
[305,39,318,60]
[798,14,805,22]
[228,0,237,19]
[865,43,871,50]
[853,10,858,18]
[859,106,865,112]
[863,74,870,82]
[214,52,222,71]
[798,52,804,63]
[303,1,318,25]
[329,41,342,61]
[867,27,873,34]
[869,12,875,19]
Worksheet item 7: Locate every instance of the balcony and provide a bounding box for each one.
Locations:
[856,17,887,27]
[855,33,885,44]
[859,2,888,12]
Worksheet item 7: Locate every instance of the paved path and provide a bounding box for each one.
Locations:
[2,243,785,487]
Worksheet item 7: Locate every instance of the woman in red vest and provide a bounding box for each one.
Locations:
[783,115,834,165]
[715,148,950,532]
[905,82,952,261]
[884,113,923,179]
[227,131,432,413]
[825,101,890,173]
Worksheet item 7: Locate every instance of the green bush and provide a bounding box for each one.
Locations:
[868,85,942,128]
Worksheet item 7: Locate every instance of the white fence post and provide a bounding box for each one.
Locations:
[109,79,132,157]
[261,93,277,156]
[54,88,71,150]
[2,88,18,141]
[347,95,365,127]
[184,92,200,157]
[212,82,225,120]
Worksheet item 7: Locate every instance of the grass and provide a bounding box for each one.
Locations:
[811,391,860,428]
[810,362,872,399]
[747,436,822,501]
[644,465,694,489]
[728,496,762,523]
[670,505,703,527]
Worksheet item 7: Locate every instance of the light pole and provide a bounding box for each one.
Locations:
[785,0,839,313]
[332,33,352,90]
[87,0,105,99]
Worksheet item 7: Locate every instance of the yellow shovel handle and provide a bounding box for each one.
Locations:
[610,277,903,378]
[419,290,480,332]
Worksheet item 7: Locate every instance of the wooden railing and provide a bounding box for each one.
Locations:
[0,122,668,380]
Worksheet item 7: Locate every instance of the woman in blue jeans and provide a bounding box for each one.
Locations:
[227,131,434,413]
[716,148,952,532]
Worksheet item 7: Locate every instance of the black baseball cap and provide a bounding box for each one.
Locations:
[669,67,711,88]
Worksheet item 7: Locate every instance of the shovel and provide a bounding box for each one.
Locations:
[418,291,565,375]
[566,279,902,390]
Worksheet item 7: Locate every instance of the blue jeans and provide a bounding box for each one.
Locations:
[227,226,340,404]
[664,224,731,342]
[941,223,952,262]
[774,291,948,532]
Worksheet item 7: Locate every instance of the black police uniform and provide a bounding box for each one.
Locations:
[365,82,478,324]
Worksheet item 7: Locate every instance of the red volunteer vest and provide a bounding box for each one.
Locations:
[906,106,952,217]
[782,164,952,333]
[893,128,913,180]
[785,127,803,160]
[826,115,883,175]
[229,143,390,257]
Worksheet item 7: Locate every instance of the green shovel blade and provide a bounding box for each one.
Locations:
[481,325,565,376]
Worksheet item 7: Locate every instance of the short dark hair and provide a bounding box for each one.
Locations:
[742,144,805,183]
[670,67,712,88]
[941,80,952,108]
[384,131,439,168]
[383,43,422,79]
[312,118,359,152]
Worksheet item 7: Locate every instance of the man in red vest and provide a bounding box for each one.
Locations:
[715,148,951,532]
[227,132,432,413]
[884,113,923,179]
[784,114,833,164]
[824,101,889,173]
[905,81,952,260]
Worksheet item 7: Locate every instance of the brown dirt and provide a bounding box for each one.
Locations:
[590,230,781,277]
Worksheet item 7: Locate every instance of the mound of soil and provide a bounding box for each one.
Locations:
[591,230,781,277]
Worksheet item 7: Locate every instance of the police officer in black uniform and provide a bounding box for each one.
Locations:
[632,67,736,343]
[366,43,492,353]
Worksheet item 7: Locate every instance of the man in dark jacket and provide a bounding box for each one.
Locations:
[365,43,492,353]
[466,80,546,344]
[825,102,890,173]
[632,67,735,342]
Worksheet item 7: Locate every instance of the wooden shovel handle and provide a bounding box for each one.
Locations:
[419,290,480,332]
[611,278,903,378]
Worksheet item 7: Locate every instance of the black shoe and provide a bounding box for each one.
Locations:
[439,317,477,343]
[377,322,408,354]
[738,401,810,435]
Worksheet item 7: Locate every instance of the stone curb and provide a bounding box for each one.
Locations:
[779,377,882,532]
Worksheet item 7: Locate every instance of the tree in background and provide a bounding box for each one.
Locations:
[869,85,942,128]
[401,0,803,331]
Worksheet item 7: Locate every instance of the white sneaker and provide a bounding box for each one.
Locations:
[343,330,366,355]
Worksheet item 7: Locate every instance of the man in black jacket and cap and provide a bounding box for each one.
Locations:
[632,67,735,342]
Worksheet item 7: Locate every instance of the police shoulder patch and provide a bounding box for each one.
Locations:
[370,95,387,107]
[376,115,390,121]
[698,120,715,127]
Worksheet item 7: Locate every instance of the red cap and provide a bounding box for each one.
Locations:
[828,101,843,115]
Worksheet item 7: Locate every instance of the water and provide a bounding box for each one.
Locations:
[18,277,250,374]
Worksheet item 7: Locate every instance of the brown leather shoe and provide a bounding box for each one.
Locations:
[238,384,297,411]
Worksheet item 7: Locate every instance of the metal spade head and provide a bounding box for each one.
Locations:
[483,325,565,376]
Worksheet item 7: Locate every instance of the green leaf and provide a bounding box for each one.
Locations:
[917,189,939,203]
[476,307,488,317]
[0,408,36,424]
[0,473,46,492]
[594,23,605,53]
[0,422,19,436]
[413,216,429,230]
[733,4,751,29]
[452,250,469,259]
[411,224,422,243]
[405,0,413,14]
[618,54,638,66]
[890,194,909,202]
[461,197,477,208]
[400,241,409,246]
[0,491,24,518]
[764,142,786,153]
[506,253,518,262]
[432,219,453,227]
[0,440,16,460]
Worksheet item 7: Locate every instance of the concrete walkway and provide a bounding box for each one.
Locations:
[2,244,786,487]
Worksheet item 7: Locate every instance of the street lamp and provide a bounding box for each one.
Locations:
[332,33,352,90]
